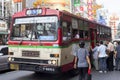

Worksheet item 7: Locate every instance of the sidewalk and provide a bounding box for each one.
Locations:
[92,70,120,80]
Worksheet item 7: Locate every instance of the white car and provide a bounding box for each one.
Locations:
[0,45,9,71]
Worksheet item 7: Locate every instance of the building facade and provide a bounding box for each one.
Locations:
[0,0,12,44]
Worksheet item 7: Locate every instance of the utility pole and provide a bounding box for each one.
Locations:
[2,0,4,18]
[70,0,73,13]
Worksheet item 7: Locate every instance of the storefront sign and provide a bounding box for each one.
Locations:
[0,20,7,31]
[74,0,80,6]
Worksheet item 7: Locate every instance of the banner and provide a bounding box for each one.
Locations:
[74,0,80,6]
[13,0,22,3]
[33,0,70,11]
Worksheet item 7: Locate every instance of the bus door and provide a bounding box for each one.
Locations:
[90,29,96,48]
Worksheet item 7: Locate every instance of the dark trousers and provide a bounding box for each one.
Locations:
[107,51,114,71]
[78,67,88,80]
[99,57,107,71]
[115,57,120,70]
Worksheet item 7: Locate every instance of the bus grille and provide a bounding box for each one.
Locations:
[22,51,39,57]
[13,58,48,64]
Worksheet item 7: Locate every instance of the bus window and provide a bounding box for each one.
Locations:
[67,24,72,40]
[62,22,72,41]
[85,31,89,38]
[36,23,58,40]
[12,24,20,37]
[62,22,68,41]
[73,29,79,39]
[11,16,58,41]
[36,23,44,35]
[75,32,79,39]
[47,23,56,36]
[79,30,84,38]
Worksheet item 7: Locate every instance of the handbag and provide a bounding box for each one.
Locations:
[85,69,92,80]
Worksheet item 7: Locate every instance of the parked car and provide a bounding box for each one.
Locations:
[0,45,9,71]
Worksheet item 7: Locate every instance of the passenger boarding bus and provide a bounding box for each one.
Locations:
[8,8,111,74]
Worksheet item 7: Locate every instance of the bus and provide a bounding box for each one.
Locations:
[8,8,111,74]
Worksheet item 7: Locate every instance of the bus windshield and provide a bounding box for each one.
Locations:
[10,16,58,41]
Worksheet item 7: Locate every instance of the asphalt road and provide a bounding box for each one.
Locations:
[0,70,79,80]
[0,70,120,80]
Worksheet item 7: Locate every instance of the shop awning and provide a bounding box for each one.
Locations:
[0,31,8,34]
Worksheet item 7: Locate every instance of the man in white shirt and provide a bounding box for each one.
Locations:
[98,41,108,73]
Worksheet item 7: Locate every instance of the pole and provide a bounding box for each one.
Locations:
[2,0,4,18]
[70,0,72,13]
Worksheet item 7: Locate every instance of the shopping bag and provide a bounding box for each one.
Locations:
[85,69,92,80]
[88,69,91,74]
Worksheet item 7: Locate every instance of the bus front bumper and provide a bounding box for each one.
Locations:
[10,63,61,74]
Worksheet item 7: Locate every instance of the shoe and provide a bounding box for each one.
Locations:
[104,71,107,73]
[99,71,103,73]
[109,69,113,71]
[110,69,113,71]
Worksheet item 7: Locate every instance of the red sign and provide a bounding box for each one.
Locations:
[80,6,84,11]
[13,0,22,3]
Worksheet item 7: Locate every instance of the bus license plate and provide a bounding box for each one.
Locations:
[10,64,19,70]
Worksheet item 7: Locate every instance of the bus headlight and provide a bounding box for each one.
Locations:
[52,60,56,64]
[48,60,56,64]
[11,58,14,61]
[48,60,52,64]
[8,57,11,61]
[8,57,14,61]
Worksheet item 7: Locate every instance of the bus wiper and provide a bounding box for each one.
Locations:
[36,31,42,46]
[19,39,23,45]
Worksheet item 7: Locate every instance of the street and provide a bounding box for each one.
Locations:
[0,70,120,80]
[0,70,78,80]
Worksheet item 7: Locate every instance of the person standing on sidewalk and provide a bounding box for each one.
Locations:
[74,41,91,80]
[115,41,120,71]
[98,41,108,73]
[92,41,99,71]
[106,41,114,71]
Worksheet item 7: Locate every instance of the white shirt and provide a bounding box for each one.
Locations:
[75,34,79,39]
[97,44,108,58]
[92,46,99,59]
[107,42,114,51]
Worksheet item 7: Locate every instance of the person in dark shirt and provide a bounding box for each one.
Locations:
[74,41,91,80]
[106,41,114,71]
[115,41,120,71]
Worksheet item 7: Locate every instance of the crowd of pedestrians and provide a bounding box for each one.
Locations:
[73,40,120,80]
[92,40,120,73]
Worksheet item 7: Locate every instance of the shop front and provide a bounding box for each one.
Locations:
[0,20,8,45]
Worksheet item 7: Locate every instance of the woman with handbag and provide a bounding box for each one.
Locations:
[74,41,91,80]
